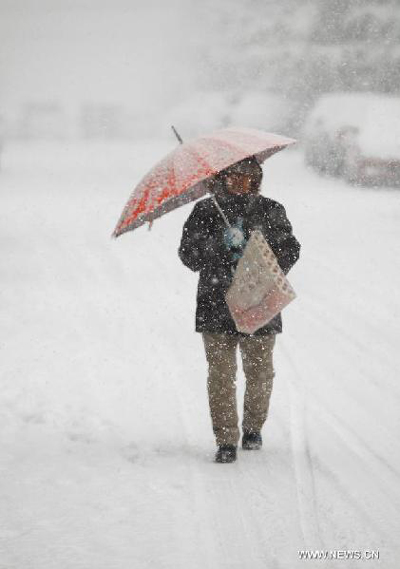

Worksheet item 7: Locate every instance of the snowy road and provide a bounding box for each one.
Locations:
[1,140,399,568]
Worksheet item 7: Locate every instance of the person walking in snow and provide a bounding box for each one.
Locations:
[178,156,300,463]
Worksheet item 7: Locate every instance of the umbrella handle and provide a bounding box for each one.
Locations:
[210,195,231,229]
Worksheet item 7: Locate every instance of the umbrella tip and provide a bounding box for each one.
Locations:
[171,125,183,144]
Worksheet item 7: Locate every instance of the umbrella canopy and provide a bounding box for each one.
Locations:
[112,127,296,238]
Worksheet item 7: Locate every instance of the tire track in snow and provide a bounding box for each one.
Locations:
[234,446,311,568]
[301,254,400,363]
[310,452,400,556]
[282,324,400,555]
[298,292,398,378]
[300,286,400,381]
[307,397,400,523]
[200,470,281,569]
[290,301,400,481]
[284,311,400,508]
[278,339,324,551]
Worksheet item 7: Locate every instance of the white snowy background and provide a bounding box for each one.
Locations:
[1,1,400,568]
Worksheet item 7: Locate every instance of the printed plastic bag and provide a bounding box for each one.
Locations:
[226,230,296,334]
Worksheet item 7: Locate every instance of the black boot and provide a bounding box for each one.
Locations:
[242,431,262,450]
[215,445,237,463]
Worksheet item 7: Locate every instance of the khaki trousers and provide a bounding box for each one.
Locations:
[202,332,276,447]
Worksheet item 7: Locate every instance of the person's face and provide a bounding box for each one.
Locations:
[223,171,253,195]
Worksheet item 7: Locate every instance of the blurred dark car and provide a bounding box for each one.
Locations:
[303,93,400,187]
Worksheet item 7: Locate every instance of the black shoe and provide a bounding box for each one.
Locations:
[242,432,262,450]
[215,445,237,463]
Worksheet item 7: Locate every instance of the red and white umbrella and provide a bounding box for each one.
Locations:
[112,127,296,238]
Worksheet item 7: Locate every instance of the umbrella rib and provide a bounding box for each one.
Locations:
[185,145,237,227]
[170,150,180,197]
[185,145,215,179]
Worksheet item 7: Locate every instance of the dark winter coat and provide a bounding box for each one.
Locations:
[178,193,300,335]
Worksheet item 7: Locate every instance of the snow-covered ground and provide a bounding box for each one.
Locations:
[1,140,399,568]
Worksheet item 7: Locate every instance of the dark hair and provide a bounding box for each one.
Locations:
[208,157,263,195]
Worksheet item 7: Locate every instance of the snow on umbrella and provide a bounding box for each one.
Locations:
[112,127,296,238]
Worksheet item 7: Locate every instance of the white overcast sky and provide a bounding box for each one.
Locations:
[0,0,208,114]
